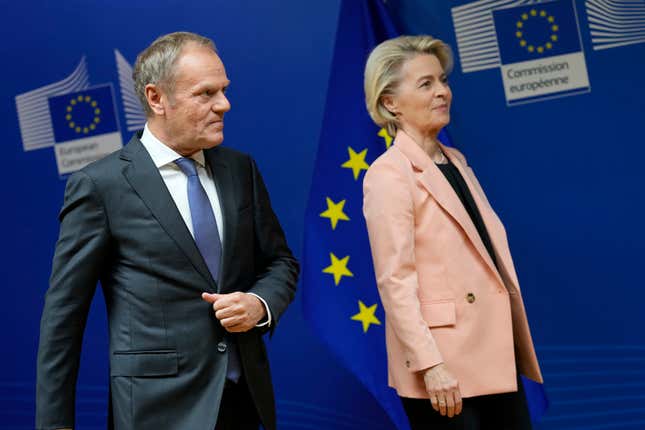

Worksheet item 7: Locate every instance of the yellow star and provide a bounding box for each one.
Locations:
[351,300,382,333]
[322,253,353,286]
[378,128,393,149]
[341,147,370,180]
[320,197,350,230]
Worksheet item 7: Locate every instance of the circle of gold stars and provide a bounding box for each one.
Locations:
[66,94,102,134]
[515,9,559,54]
[315,129,394,334]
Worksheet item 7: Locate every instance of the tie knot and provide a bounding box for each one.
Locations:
[175,157,198,177]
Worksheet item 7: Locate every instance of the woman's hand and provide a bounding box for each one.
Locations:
[423,363,463,417]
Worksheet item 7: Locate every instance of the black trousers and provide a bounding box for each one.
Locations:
[400,375,532,430]
[215,377,261,430]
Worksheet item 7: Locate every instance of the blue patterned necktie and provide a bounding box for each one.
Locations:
[175,157,241,382]
[174,157,223,282]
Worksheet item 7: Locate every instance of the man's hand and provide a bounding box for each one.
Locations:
[423,363,463,418]
[201,292,266,332]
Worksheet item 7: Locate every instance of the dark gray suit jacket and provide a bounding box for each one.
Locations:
[36,134,299,430]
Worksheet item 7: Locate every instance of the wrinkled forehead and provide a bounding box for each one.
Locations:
[172,45,229,87]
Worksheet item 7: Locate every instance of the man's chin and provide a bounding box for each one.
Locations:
[203,133,224,149]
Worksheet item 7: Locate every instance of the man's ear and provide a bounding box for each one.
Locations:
[145,84,166,116]
[381,94,398,116]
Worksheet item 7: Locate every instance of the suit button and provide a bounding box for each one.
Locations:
[217,342,227,353]
[466,293,476,303]
[405,360,410,368]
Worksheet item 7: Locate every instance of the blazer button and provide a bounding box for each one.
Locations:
[405,360,410,368]
[466,293,476,303]
[217,342,227,353]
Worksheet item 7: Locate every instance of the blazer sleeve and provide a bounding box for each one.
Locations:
[363,159,443,373]
[36,171,111,429]
[246,158,299,335]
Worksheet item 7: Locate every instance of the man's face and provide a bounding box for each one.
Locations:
[161,43,231,155]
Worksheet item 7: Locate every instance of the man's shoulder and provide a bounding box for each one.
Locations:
[209,144,250,162]
[82,148,125,174]
[70,135,141,187]
[207,145,257,174]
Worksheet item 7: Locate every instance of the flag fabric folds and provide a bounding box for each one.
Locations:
[302,1,409,428]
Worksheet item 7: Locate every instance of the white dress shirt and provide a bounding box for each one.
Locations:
[140,124,271,327]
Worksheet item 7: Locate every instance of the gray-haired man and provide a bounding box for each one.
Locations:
[36,32,299,430]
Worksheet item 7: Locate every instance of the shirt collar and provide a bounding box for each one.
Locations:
[140,123,206,169]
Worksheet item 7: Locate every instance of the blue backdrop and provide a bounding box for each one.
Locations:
[1,0,644,429]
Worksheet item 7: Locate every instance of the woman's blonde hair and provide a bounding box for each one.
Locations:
[364,35,453,137]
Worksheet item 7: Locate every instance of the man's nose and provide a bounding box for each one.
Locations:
[213,92,231,113]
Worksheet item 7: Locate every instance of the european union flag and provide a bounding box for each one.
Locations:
[48,84,119,143]
[494,0,582,64]
[302,0,409,428]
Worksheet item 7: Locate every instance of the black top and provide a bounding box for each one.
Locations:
[436,160,499,269]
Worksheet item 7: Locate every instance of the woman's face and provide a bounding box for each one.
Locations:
[384,54,451,138]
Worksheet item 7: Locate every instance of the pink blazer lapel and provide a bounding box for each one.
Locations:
[394,131,504,288]
[443,146,520,290]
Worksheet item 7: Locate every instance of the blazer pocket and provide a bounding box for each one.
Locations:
[111,349,178,377]
[420,300,456,328]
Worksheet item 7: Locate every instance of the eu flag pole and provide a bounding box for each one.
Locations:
[301,0,410,428]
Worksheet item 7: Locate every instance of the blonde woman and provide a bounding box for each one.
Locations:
[362,35,543,429]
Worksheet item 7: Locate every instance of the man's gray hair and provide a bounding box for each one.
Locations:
[133,31,217,116]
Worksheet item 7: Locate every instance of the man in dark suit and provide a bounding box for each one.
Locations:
[36,31,299,430]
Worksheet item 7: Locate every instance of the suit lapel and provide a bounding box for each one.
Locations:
[394,132,504,287]
[204,147,238,293]
[120,135,217,291]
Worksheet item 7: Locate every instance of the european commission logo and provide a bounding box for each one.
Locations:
[452,0,591,105]
[47,86,122,175]
[15,51,145,176]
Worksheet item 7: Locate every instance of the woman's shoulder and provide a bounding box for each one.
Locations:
[365,145,413,183]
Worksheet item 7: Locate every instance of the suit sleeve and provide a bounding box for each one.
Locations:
[363,160,443,373]
[246,158,299,334]
[36,171,111,430]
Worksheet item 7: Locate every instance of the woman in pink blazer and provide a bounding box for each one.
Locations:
[362,35,543,429]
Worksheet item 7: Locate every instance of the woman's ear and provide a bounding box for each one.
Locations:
[382,94,398,116]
